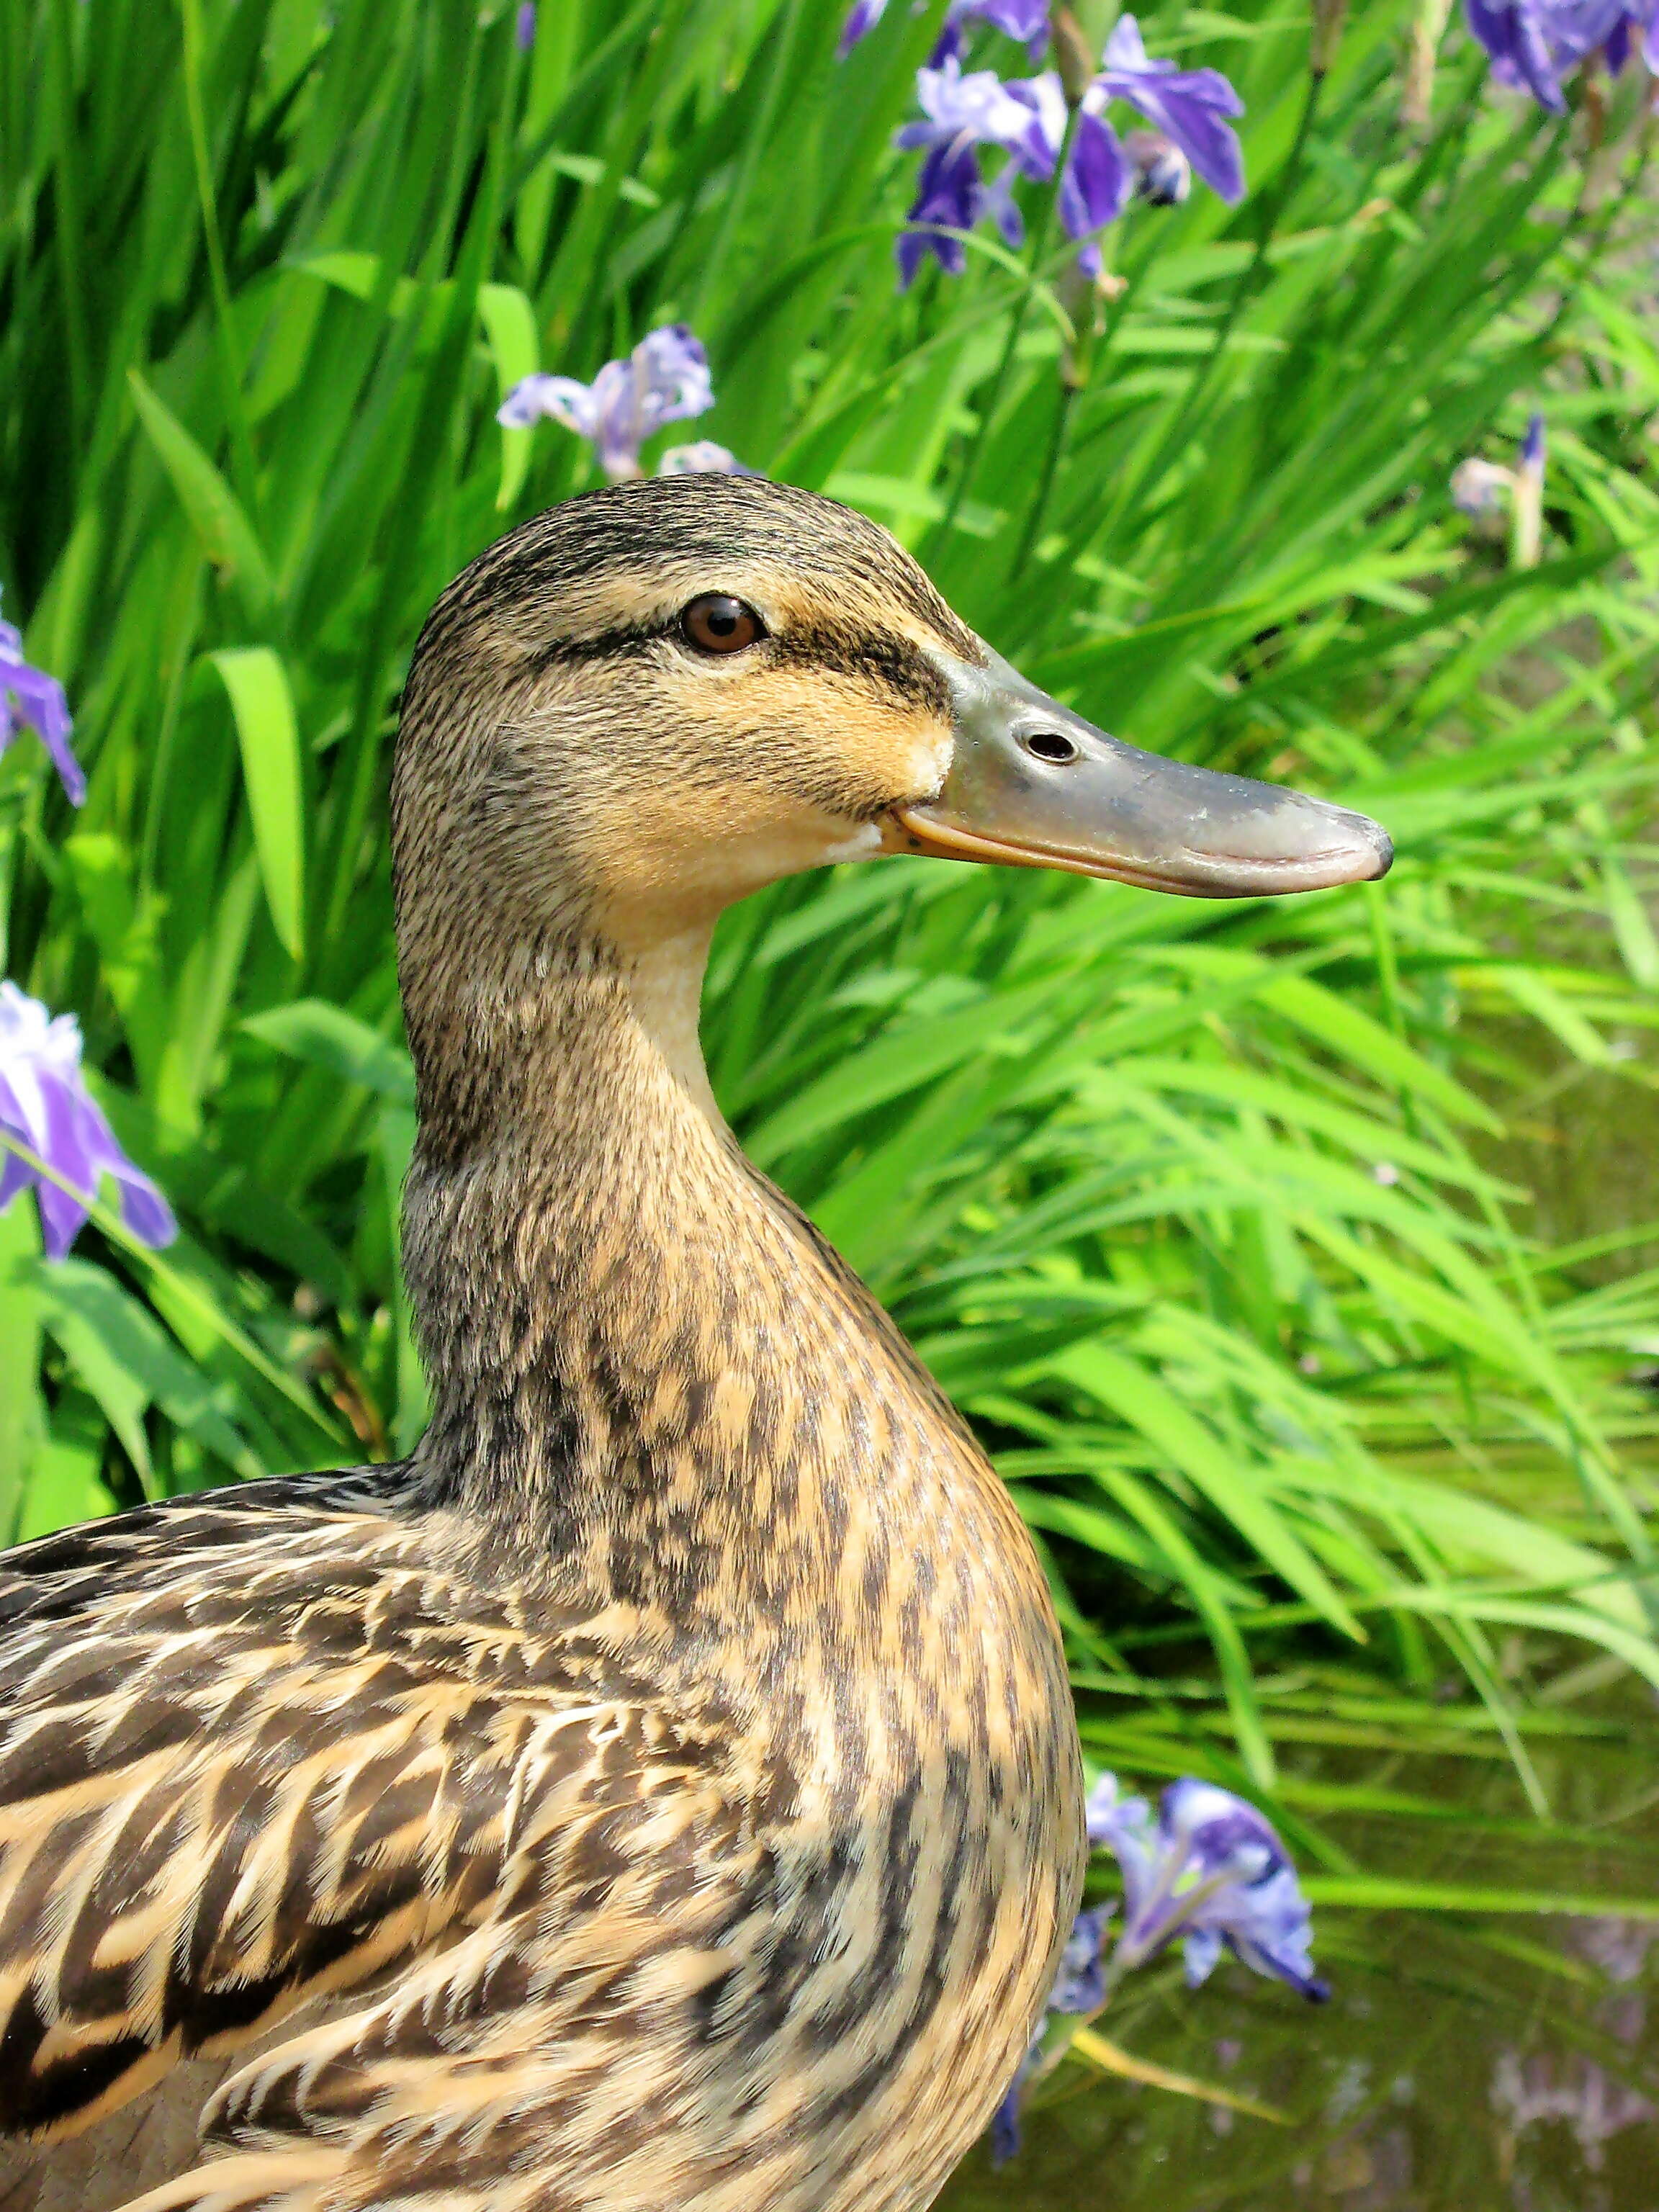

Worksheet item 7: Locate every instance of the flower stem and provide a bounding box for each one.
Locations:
[1009,382,1074,578]
[932,40,1079,553]
[1401,0,1453,135]
[933,224,1061,551]
[1105,66,1326,552]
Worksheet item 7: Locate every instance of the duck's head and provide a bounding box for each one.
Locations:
[395,476,1389,1060]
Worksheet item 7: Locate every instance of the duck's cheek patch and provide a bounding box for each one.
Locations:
[907,729,954,801]
[820,823,886,866]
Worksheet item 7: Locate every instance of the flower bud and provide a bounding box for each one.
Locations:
[1310,0,1348,76]
[1125,128,1190,204]
[1450,457,1514,532]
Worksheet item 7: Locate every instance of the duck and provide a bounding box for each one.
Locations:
[0,474,1390,2212]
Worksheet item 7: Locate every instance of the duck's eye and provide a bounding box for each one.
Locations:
[681,595,766,656]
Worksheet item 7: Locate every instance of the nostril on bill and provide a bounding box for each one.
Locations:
[1020,729,1080,765]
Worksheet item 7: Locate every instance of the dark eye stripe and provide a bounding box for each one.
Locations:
[766,624,953,716]
[533,616,951,716]
[531,623,667,668]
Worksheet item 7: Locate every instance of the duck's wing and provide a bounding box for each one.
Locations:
[0,1480,754,2207]
[121,1827,758,2212]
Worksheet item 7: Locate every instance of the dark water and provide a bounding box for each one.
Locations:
[943,1930,1659,2211]
[941,1723,1659,2211]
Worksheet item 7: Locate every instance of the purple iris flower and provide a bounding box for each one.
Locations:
[894,55,1046,282]
[1050,1901,1112,2013]
[960,0,1052,40]
[892,16,1241,285]
[1,594,85,807]
[1089,1773,1328,2000]
[837,0,889,58]
[1513,410,1547,565]
[1087,16,1245,205]
[898,140,992,282]
[1003,67,1070,181]
[930,0,1054,65]
[0,981,175,1260]
[1000,67,1126,242]
[1451,456,1515,520]
[896,52,1047,161]
[988,2088,1024,2167]
[657,440,754,476]
[1005,21,1242,274]
[497,325,714,482]
[1603,0,1659,65]
[1452,412,1545,536]
[1060,113,1130,273]
[840,0,1053,63]
[515,1,535,50]
[990,1905,1113,2165]
[1465,0,1658,109]
[989,1773,1325,2166]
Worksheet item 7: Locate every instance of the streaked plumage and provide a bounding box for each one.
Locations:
[0,476,1388,2211]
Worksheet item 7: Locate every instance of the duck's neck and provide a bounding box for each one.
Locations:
[399,923,986,1637]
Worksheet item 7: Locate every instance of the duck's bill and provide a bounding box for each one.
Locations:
[882,649,1392,899]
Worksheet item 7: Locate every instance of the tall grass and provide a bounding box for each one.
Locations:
[3,0,1659,1902]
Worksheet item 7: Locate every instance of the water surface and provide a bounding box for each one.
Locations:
[942,1702,1659,2211]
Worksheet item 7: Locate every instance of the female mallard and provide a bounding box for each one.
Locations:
[0,476,1388,2212]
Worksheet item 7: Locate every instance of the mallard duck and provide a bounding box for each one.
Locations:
[0,476,1389,2212]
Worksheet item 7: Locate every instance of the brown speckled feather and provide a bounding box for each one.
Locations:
[0,479,1085,2212]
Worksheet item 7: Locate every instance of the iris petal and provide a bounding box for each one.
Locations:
[835,0,889,58]
[1462,0,1652,110]
[0,595,86,807]
[497,331,714,482]
[1060,110,1129,237]
[0,981,174,1260]
[1089,1771,1325,2000]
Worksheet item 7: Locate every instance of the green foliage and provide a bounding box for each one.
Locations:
[3,0,1659,1877]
